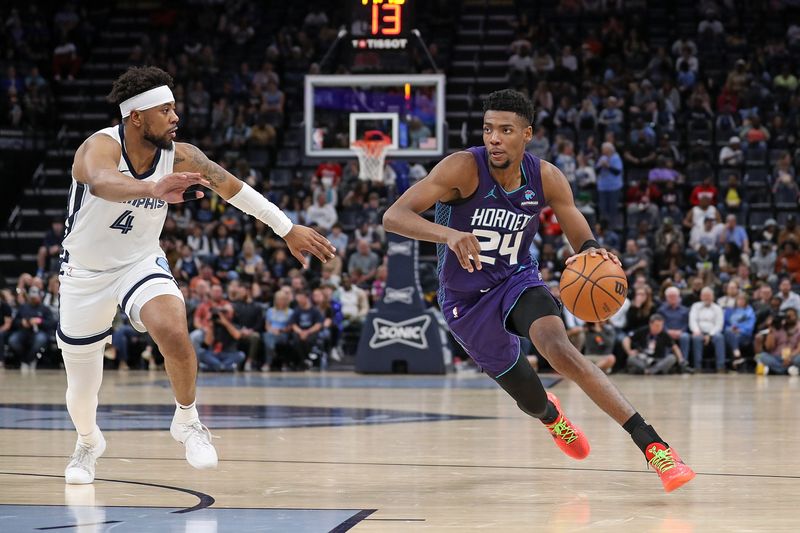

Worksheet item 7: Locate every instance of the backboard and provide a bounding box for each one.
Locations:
[305,74,446,158]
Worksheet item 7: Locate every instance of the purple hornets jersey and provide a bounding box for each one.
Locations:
[436,146,546,300]
[435,146,551,376]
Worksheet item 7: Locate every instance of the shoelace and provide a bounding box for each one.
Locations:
[185,422,215,447]
[68,444,94,472]
[546,418,578,444]
[648,446,677,473]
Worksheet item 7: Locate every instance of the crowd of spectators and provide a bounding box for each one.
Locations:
[0,3,96,130]
[4,1,800,377]
[511,0,800,375]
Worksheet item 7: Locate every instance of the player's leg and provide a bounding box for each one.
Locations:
[134,290,217,469]
[117,255,217,469]
[57,271,118,484]
[514,287,695,491]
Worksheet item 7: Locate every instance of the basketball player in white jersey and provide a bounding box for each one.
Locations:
[59,66,335,484]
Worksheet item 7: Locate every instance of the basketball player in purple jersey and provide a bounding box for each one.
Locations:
[384,90,694,492]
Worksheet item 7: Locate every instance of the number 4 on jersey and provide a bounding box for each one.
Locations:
[110,210,135,234]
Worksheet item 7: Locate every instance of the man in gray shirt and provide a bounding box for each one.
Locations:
[348,239,380,287]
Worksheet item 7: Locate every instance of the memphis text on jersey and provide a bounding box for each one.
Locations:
[123,197,167,210]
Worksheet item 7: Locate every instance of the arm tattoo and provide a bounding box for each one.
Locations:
[179,144,229,189]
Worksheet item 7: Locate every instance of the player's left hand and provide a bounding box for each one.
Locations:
[284,225,336,267]
[565,247,622,267]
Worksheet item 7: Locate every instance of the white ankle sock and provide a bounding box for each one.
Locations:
[77,426,102,448]
[174,400,198,424]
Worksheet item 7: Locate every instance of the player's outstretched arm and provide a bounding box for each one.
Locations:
[73,134,208,203]
[383,152,483,272]
[173,142,335,265]
[541,161,621,266]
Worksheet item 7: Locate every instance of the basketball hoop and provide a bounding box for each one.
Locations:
[351,130,392,183]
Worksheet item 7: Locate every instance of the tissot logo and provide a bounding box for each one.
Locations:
[387,241,412,256]
[384,286,414,304]
[351,38,409,50]
[369,316,431,350]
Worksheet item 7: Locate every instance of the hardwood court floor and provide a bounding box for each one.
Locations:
[0,369,798,532]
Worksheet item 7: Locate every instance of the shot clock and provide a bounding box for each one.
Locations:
[350,0,415,49]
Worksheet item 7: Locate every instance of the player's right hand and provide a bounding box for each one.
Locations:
[152,172,210,203]
[446,229,482,273]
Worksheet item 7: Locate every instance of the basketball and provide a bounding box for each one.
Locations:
[559,254,628,322]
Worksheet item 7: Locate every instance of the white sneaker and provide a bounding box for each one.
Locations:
[65,430,106,484]
[170,419,218,469]
[789,365,799,376]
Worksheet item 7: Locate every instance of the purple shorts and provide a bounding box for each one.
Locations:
[440,268,548,377]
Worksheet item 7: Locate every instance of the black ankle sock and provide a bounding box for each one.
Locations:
[623,413,667,453]
[540,401,559,424]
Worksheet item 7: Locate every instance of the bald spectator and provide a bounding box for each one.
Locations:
[657,287,691,359]
[689,287,726,371]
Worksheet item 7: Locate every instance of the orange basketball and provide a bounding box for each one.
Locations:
[559,254,628,322]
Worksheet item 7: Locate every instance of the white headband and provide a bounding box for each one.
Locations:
[119,85,174,118]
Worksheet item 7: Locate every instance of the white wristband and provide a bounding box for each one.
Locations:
[227,183,293,237]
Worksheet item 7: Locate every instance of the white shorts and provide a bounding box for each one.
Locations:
[57,253,183,353]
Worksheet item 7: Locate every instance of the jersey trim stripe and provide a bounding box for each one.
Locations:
[118,123,162,180]
[120,273,174,312]
[61,181,86,265]
[57,325,113,346]
[434,202,452,307]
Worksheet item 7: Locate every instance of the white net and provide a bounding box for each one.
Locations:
[352,139,392,183]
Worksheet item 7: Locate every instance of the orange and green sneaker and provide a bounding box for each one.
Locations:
[645,442,696,492]
[543,392,590,460]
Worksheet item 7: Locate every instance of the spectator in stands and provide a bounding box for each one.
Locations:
[583,320,616,373]
[174,244,202,283]
[198,301,243,372]
[654,217,684,258]
[724,292,756,368]
[778,215,800,246]
[718,214,750,255]
[508,45,534,91]
[658,286,691,360]
[717,280,740,309]
[623,314,684,375]
[52,35,81,81]
[621,239,650,279]
[229,280,263,371]
[776,241,800,283]
[8,287,55,371]
[623,136,657,170]
[626,285,655,332]
[755,307,800,375]
[598,96,624,136]
[719,136,744,166]
[288,291,323,369]
[719,242,749,278]
[777,277,800,313]
[717,173,744,216]
[303,195,338,235]
[596,142,623,230]
[190,283,230,352]
[36,219,63,278]
[526,126,550,159]
[348,239,379,287]
[0,296,12,369]
[554,140,577,191]
[336,272,368,327]
[685,194,721,232]
[751,242,777,283]
[225,113,251,149]
[689,287,726,371]
[262,290,292,371]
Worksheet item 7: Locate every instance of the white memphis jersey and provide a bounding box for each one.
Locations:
[61,124,174,271]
